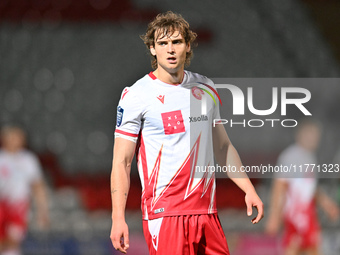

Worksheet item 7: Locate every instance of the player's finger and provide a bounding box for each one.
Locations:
[123,230,130,250]
[117,245,127,254]
[111,236,125,254]
[252,203,264,224]
[246,201,253,216]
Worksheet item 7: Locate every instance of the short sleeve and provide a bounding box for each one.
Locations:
[28,153,43,183]
[114,87,143,142]
[275,152,290,180]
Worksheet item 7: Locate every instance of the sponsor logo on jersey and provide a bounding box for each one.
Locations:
[161,110,185,135]
[0,166,9,178]
[116,106,124,127]
[189,115,208,122]
[157,95,165,104]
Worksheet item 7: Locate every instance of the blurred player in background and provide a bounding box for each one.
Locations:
[110,11,263,254]
[266,119,339,255]
[332,148,340,205]
[0,125,49,255]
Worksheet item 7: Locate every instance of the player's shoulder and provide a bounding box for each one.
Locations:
[278,144,306,164]
[131,73,153,90]
[19,149,40,162]
[284,144,305,156]
[278,144,295,158]
[184,70,214,86]
[0,149,4,159]
[118,74,152,101]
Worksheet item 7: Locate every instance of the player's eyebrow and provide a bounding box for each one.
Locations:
[156,38,184,43]
[156,38,168,43]
[156,36,185,44]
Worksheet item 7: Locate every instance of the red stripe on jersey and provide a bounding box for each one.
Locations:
[198,82,223,106]
[137,134,149,216]
[149,146,163,209]
[148,71,186,86]
[115,129,139,137]
[140,135,148,172]
[151,134,201,210]
[148,72,157,80]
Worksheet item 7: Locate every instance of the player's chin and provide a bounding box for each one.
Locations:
[164,66,181,74]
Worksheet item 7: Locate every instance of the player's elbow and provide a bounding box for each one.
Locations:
[112,157,132,172]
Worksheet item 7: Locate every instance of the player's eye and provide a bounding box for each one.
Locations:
[158,41,167,46]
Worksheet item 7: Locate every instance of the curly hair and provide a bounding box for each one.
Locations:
[140,11,197,69]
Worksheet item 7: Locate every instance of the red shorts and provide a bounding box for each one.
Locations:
[282,206,320,250]
[143,214,230,255]
[0,200,29,241]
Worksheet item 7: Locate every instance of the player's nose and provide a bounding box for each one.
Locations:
[167,43,175,53]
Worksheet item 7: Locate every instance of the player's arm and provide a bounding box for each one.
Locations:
[265,179,287,235]
[212,124,264,224]
[31,179,50,229]
[315,187,339,221]
[110,137,136,254]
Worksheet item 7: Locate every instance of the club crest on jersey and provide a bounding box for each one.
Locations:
[116,106,124,127]
[191,86,204,100]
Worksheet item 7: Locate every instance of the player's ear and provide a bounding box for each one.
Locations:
[186,43,191,53]
[150,46,156,56]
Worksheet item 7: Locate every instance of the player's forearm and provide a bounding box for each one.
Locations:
[316,188,337,213]
[268,180,286,219]
[33,181,49,216]
[223,144,255,194]
[111,161,131,220]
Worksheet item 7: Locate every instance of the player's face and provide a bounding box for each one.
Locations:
[298,125,320,151]
[150,30,190,74]
[2,129,26,152]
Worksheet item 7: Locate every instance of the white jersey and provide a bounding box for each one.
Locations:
[115,71,220,220]
[0,149,42,203]
[276,144,317,230]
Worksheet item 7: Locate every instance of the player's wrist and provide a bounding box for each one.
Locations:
[244,185,256,195]
[111,213,125,221]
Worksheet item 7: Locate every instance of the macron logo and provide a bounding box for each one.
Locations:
[157,95,165,104]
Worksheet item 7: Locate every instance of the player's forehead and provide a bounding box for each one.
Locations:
[154,28,184,42]
[1,127,24,138]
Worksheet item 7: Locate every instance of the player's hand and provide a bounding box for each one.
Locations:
[323,197,340,222]
[37,212,50,230]
[317,189,340,222]
[245,190,264,224]
[110,219,130,254]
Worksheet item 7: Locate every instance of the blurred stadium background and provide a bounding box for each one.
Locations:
[1,0,340,254]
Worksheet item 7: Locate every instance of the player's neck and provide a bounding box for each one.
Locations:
[152,67,184,85]
[3,145,21,154]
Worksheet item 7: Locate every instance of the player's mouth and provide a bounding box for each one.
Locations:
[167,56,177,64]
